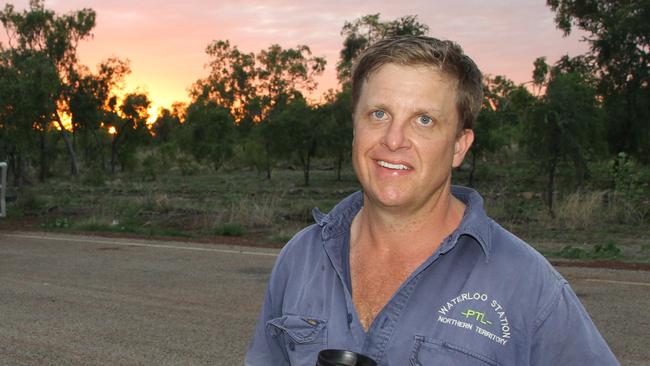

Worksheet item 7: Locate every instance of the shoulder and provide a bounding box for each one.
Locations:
[275,224,324,269]
[485,219,567,319]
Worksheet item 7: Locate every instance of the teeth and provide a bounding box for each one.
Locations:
[378,160,409,170]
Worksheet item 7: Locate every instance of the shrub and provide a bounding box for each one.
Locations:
[215,222,245,236]
[557,245,588,259]
[592,242,622,259]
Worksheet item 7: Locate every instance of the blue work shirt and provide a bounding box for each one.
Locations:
[245,186,619,365]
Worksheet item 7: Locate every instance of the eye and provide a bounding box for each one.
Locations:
[371,110,388,120]
[416,115,434,126]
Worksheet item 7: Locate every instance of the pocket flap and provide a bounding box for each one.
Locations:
[266,315,327,344]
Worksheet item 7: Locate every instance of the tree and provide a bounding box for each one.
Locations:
[525,59,606,214]
[0,49,59,183]
[547,0,650,161]
[193,40,326,178]
[67,58,130,171]
[470,76,535,186]
[181,98,235,171]
[109,93,151,173]
[320,89,353,181]
[152,103,183,145]
[337,14,429,84]
[1,1,96,176]
[272,95,321,186]
[191,40,257,125]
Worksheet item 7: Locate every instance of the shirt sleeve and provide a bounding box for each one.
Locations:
[530,282,620,365]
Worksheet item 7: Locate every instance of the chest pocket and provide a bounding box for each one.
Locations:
[409,336,501,366]
[267,315,327,365]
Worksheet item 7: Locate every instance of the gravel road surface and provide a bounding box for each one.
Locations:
[1,231,648,365]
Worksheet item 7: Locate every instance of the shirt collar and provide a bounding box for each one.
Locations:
[312,186,492,260]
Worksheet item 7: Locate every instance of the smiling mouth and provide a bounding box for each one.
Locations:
[377,160,410,170]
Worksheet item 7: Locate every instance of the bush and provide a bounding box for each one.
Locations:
[82,167,106,186]
[14,189,46,214]
[141,154,159,181]
[592,242,622,259]
[214,222,245,236]
[557,245,588,259]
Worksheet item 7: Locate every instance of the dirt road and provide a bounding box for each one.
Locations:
[0,231,648,365]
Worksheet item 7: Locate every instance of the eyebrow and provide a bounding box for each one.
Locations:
[365,102,444,118]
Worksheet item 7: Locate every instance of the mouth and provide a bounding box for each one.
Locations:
[377,160,411,171]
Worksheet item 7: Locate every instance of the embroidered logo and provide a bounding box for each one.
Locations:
[437,292,511,346]
[461,309,492,325]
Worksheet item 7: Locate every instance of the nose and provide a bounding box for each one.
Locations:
[380,119,410,151]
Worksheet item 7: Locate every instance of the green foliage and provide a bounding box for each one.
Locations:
[68,58,131,172]
[337,13,429,83]
[593,242,622,259]
[140,154,159,182]
[176,153,200,176]
[40,217,70,229]
[81,166,106,186]
[14,188,45,213]
[610,152,645,200]
[271,95,321,185]
[0,1,97,178]
[523,62,606,212]
[110,92,151,173]
[556,245,588,259]
[320,89,353,181]
[233,136,267,174]
[214,222,245,237]
[152,105,183,144]
[181,99,235,171]
[555,242,622,260]
[547,0,650,162]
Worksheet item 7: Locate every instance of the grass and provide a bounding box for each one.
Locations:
[2,157,649,262]
[214,222,246,236]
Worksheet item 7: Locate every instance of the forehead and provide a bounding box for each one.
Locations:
[358,63,458,111]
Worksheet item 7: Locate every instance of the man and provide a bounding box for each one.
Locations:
[245,35,619,365]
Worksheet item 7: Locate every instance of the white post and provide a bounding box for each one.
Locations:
[0,162,6,218]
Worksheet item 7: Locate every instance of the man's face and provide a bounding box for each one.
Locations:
[352,63,473,212]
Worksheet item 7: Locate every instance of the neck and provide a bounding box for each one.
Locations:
[352,185,466,254]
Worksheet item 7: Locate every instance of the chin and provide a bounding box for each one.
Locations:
[366,187,409,208]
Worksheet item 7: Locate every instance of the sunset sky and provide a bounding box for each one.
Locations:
[3,0,590,118]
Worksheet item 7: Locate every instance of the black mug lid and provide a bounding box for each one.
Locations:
[317,349,377,366]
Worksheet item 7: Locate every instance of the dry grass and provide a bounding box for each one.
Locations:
[225,192,284,228]
[554,190,606,229]
[553,190,646,229]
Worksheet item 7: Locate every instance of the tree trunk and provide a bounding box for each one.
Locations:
[336,153,343,182]
[547,153,557,217]
[39,132,47,182]
[53,111,79,176]
[111,137,119,174]
[9,152,23,187]
[302,154,311,186]
[265,142,272,180]
[94,131,106,171]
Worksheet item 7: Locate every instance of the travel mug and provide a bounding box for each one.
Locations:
[316,349,377,366]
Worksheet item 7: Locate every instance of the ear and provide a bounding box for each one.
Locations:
[452,129,474,168]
